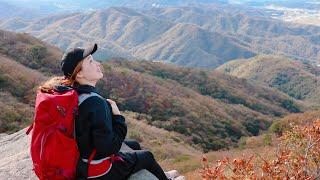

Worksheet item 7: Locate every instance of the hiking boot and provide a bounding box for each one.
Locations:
[165,170,180,179]
[174,176,186,180]
[168,176,186,180]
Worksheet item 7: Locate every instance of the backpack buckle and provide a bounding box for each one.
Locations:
[56,105,66,117]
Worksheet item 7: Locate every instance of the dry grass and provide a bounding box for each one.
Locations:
[122,110,280,179]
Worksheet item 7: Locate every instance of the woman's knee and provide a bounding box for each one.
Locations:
[124,139,141,150]
[142,150,157,164]
[144,150,155,160]
[136,150,156,163]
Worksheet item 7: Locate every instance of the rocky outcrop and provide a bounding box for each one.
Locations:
[0,128,157,180]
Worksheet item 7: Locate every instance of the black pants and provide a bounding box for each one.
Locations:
[123,139,169,180]
[123,139,142,151]
[90,139,169,180]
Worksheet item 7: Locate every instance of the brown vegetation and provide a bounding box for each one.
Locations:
[200,119,320,179]
[0,29,62,75]
[217,55,320,108]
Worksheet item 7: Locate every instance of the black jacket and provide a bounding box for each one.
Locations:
[74,84,127,160]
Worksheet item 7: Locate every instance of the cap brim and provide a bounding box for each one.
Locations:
[83,43,98,58]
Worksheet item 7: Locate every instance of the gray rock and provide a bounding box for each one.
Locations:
[0,128,157,180]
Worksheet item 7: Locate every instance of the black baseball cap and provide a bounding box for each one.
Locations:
[60,43,98,77]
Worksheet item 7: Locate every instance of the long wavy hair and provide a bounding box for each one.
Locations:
[38,60,84,93]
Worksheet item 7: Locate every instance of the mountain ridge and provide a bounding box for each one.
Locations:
[3,5,319,68]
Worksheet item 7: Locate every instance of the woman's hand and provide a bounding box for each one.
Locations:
[106,99,121,115]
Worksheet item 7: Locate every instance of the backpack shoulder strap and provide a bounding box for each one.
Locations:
[74,92,104,138]
[75,92,104,163]
[78,92,103,106]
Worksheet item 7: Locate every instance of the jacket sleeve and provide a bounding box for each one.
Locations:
[89,97,127,156]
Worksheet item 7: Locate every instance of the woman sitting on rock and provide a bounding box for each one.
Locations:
[42,43,184,180]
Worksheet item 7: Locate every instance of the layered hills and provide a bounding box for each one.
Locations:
[0,30,309,151]
[1,5,319,68]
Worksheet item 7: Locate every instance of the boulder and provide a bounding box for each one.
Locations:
[0,128,157,180]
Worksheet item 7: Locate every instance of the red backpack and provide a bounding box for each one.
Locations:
[26,86,101,180]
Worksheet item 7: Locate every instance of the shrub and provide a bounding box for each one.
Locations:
[269,120,290,136]
[262,133,272,146]
[243,120,261,136]
[27,45,47,62]
[200,119,320,179]
[281,99,301,113]
[238,136,247,149]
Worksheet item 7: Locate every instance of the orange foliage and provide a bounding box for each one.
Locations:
[200,119,320,179]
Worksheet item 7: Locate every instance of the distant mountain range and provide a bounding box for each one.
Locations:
[0,0,228,16]
[1,4,319,68]
[234,0,320,10]
[0,2,41,20]
[143,6,320,64]
[4,0,319,13]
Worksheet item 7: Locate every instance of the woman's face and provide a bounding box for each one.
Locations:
[77,55,103,83]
